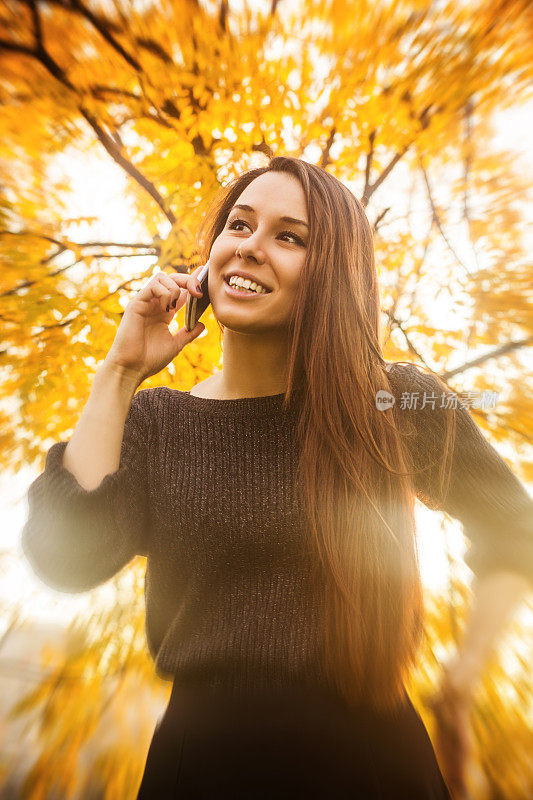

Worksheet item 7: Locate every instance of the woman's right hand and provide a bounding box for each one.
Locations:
[103,267,206,386]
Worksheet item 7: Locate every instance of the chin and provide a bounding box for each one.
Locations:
[217,317,271,335]
[211,299,261,328]
[212,295,289,334]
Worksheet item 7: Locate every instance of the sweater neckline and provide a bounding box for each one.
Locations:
[165,385,305,417]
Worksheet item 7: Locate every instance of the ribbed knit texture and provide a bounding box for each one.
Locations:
[21,363,533,693]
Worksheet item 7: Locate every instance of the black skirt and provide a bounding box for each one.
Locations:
[136,679,451,799]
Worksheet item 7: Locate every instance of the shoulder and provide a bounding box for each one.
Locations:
[132,386,175,405]
[383,362,477,429]
[385,361,461,416]
[383,361,458,450]
[125,386,188,446]
[383,362,458,419]
[128,386,178,423]
[384,361,445,394]
[383,360,491,464]
[130,386,158,412]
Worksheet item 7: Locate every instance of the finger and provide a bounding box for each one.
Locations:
[136,275,173,314]
[191,263,207,280]
[144,280,172,314]
[167,269,204,297]
[171,321,206,352]
[146,273,193,314]
[171,287,188,313]
[157,273,186,312]
[189,264,207,295]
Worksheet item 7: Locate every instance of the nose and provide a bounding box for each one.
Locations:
[236,236,266,264]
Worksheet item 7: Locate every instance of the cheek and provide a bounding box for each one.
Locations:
[209,235,238,265]
[283,262,305,294]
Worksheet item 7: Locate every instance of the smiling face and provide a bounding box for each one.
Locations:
[207,171,309,334]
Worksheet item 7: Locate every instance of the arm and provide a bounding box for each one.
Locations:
[62,360,141,490]
[387,363,533,796]
[429,569,531,798]
[387,362,533,585]
[21,361,152,593]
[441,569,531,695]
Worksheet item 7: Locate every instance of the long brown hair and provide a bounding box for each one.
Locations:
[195,156,456,713]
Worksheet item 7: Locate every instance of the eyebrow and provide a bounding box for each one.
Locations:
[229,204,309,229]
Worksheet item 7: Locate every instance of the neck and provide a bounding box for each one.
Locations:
[217,327,291,398]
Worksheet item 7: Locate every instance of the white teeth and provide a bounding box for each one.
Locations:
[228,275,268,294]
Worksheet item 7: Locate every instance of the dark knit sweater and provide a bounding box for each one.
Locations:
[21,363,533,692]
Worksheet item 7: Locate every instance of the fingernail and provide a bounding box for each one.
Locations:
[196,283,202,294]
[166,304,170,312]
[171,298,177,308]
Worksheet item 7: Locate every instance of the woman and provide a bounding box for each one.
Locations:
[22,156,532,799]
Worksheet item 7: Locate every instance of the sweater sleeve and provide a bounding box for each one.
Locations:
[21,387,153,594]
[387,362,533,586]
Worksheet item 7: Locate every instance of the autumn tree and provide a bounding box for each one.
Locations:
[1,0,531,797]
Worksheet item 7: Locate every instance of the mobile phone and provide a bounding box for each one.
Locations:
[185,260,211,331]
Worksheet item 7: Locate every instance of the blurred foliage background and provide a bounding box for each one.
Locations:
[0,0,531,797]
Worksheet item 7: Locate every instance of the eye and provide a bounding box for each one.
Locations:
[279,230,306,246]
[227,218,305,247]
[227,218,249,232]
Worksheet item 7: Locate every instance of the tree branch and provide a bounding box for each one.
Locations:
[0,260,84,297]
[361,142,411,207]
[0,243,157,297]
[363,129,376,202]
[419,158,473,277]
[69,0,141,71]
[320,126,337,168]
[439,337,533,380]
[218,0,229,33]
[383,309,432,368]
[0,15,175,224]
[88,85,140,101]
[1,231,156,251]
[372,206,391,233]
[77,108,175,224]
[0,39,35,55]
